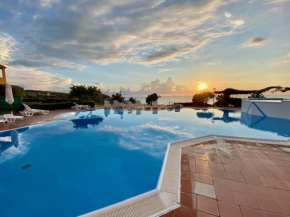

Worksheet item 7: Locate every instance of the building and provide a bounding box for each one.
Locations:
[0,64,7,85]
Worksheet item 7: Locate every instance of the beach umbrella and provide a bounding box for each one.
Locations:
[5,83,14,112]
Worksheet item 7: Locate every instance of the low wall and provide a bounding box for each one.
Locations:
[241,99,290,119]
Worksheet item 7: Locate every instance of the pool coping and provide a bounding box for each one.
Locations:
[78,135,290,217]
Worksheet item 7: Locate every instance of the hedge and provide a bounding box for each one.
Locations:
[23,98,86,103]
[25,101,95,110]
[0,84,25,97]
[0,96,23,112]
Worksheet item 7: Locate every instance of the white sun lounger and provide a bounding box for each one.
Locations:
[135,100,143,110]
[113,100,124,109]
[23,103,49,115]
[72,102,91,110]
[152,101,159,110]
[0,116,6,124]
[104,100,111,109]
[126,101,134,109]
[4,114,24,123]
[19,110,34,117]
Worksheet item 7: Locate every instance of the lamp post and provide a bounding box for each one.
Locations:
[213,88,216,105]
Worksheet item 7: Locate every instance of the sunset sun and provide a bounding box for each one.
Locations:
[198,83,208,91]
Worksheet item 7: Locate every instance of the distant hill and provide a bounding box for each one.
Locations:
[25,89,111,99]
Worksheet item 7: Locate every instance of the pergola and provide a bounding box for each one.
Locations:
[0,64,7,85]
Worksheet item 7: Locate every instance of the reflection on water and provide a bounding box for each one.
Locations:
[71,117,104,130]
[240,112,290,137]
[0,127,29,156]
[1,108,289,217]
[58,108,290,138]
[212,110,240,123]
[71,111,104,129]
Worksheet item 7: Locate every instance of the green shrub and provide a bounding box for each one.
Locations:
[25,101,95,110]
[0,84,25,96]
[23,98,42,102]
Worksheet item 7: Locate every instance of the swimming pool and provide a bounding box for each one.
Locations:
[0,108,289,217]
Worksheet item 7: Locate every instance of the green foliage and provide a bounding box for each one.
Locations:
[25,101,95,110]
[112,92,125,102]
[248,92,265,98]
[146,93,160,105]
[0,84,25,97]
[214,96,242,107]
[69,85,102,102]
[192,91,214,106]
[0,96,23,112]
[128,97,136,104]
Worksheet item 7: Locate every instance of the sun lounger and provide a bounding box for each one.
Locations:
[152,101,159,110]
[72,103,91,110]
[113,100,124,109]
[0,116,6,124]
[19,110,34,117]
[4,114,24,123]
[23,103,49,115]
[104,100,111,109]
[135,100,143,110]
[126,101,134,109]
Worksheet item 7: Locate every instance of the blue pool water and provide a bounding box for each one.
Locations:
[0,108,289,217]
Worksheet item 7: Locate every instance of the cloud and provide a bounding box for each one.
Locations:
[0,33,78,92]
[230,19,245,29]
[0,33,16,64]
[158,68,179,73]
[0,0,244,68]
[6,66,75,92]
[104,77,191,96]
[224,12,232,18]
[40,0,59,8]
[281,53,290,63]
[242,37,267,47]
[200,61,221,66]
[264,0,290,4]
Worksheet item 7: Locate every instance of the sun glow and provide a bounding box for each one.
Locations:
[198,83,208,90]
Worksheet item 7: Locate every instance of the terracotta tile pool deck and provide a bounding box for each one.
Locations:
[162,140,290,217]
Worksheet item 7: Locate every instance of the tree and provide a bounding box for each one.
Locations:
[87,86,102,102]
[146,93,160,105]
[128,97,136,104]
[192,92,214,106]
[69,85,102,102]
[112,91,125,102]
[248,92,265,99]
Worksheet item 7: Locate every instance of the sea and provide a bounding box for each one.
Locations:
[130,95,290,105]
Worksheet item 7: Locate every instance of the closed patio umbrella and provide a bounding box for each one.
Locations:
[5,83,14,112]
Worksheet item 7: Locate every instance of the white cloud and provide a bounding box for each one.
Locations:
[231,19,245,29]
[40,0,59,8]
[0,33,16,63]
[281,53,290,63]
[224,12,232,18]
[158,68,179,73]
[6,66,75,92]
[105,77,191,96]
[200,61,221,66]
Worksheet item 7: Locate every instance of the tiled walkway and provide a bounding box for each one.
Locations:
[162,140,290,217]
[0,109,78,131]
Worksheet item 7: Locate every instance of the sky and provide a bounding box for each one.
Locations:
[0,0,289,97]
